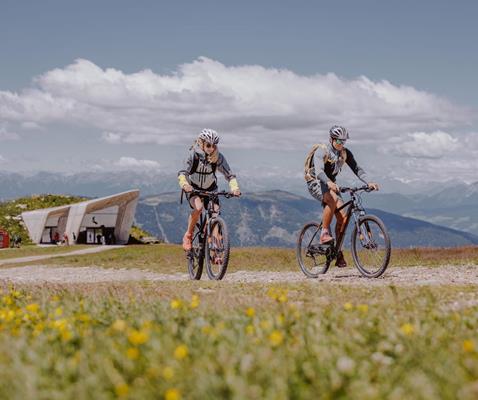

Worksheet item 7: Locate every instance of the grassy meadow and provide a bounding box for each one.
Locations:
[1,244,478,399]
[26,244,478,273]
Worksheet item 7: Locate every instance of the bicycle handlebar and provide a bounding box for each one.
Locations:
[339,185,374,194]
[189,190,238,199]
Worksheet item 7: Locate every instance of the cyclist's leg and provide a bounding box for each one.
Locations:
[187,196,204,234]
[334,196,348,267]
[322,191,338,231]
[183,195,204,250]
[334,195,347,239]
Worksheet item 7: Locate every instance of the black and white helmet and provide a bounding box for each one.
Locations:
[198,128,220,145]
[329,125,349,140]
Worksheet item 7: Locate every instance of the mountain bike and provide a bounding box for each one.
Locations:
[186,190,235,280]
[297,185,391,278]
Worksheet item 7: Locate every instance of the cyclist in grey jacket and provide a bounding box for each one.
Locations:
[307,126,379,267]
[178,129,241,251]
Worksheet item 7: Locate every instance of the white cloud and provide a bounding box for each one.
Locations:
[101,131,123,144]
[0,57,473,149]
[0,126,20,141]
[114,156,160,170]
[0,155,6,163]
[390,131,459,159]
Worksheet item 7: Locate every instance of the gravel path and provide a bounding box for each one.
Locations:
[0,246,124,265]
[0,264,477,285]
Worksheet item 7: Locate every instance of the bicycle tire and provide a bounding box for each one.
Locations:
[296,221,331,278]
[205,217,230,280]
[187,223,204,280]
[351,215,391,278]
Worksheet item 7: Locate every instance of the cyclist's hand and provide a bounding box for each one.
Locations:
[327,181,339,193]
[183,184,193,193]
[232,189,241,197]
[368,182,379,191]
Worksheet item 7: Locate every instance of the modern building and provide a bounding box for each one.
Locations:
[21,190,140,245]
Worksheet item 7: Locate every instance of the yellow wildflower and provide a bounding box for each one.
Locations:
[190,295,200,309]
[357,304,369,313]
[55,307,63,317]
[162,366,175,380]
[174,344,188,360]
[245,307,255,317]
[246,324,254,335]
[115,383,129,397]
[343,302,353,311]
[170,299,182,310]
[463,339,476,353]
[278,293,288,303]
[269,330,284,347]
[126,347,140,360]
[400,323,415,336]
[61,330,73,342]
[112,319,127,332]
[26,303,40,313]
[260,319,272,331]
[165,388,181,400]
[2,296,13,305]
[128,329,149,346]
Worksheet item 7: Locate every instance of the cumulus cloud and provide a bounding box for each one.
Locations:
[0,57,473,149]
[114,156,160,170]
[390,131,459,159]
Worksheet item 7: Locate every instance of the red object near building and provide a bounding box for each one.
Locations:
[0,229,10,248]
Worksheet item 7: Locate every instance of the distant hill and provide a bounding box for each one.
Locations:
[135,190,478,248]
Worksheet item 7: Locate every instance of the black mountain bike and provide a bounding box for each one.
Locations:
[297,185,391,278]
[187,190,235,280]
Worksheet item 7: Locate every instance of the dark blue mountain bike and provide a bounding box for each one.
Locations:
[296,185,391,278]
[187,190,235,280]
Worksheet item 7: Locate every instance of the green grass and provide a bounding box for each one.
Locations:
[0,245,92,261]
[1,282,477,399]
[33,244,478,273]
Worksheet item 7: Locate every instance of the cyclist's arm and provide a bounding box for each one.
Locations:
[217,153,240,192]
[314,149,331,185]
[345,149,369,184]
[177,151,195,189]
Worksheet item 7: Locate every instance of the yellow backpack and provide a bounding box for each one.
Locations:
[304,143,347,182]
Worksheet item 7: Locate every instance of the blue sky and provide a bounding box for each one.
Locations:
[1,0,477,185]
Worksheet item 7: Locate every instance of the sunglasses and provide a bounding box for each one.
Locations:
[335,139,346,145]
[204,143,216,149]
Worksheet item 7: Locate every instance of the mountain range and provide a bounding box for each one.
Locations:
[135,190,478,248]
[1,171,476,240]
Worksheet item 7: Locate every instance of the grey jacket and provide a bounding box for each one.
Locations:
[178,144,236,190]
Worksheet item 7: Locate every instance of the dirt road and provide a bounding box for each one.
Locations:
[1,264,477,285]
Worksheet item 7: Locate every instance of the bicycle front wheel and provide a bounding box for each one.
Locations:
[351,215,391,278]
[205,217,230,280]
[187,224,204,280]
[296,222,331,278]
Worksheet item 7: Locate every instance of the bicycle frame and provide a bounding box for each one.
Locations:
[189,191,231,250]
[309,186,371,257]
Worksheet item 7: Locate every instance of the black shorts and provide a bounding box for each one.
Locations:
[306,180,343,207]
[186,191,220,210]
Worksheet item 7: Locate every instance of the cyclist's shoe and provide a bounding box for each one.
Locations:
[320,230,334,244]
[335,251,348,268]
[182,232,193,251]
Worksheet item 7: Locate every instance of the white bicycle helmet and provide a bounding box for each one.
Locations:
[329,125,349,140]
[198,128,220,145]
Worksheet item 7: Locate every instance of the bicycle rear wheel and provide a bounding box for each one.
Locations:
[205,217,230,280]
[296,222,331,278]
[351,215,391,278]
[187,223,204,280]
